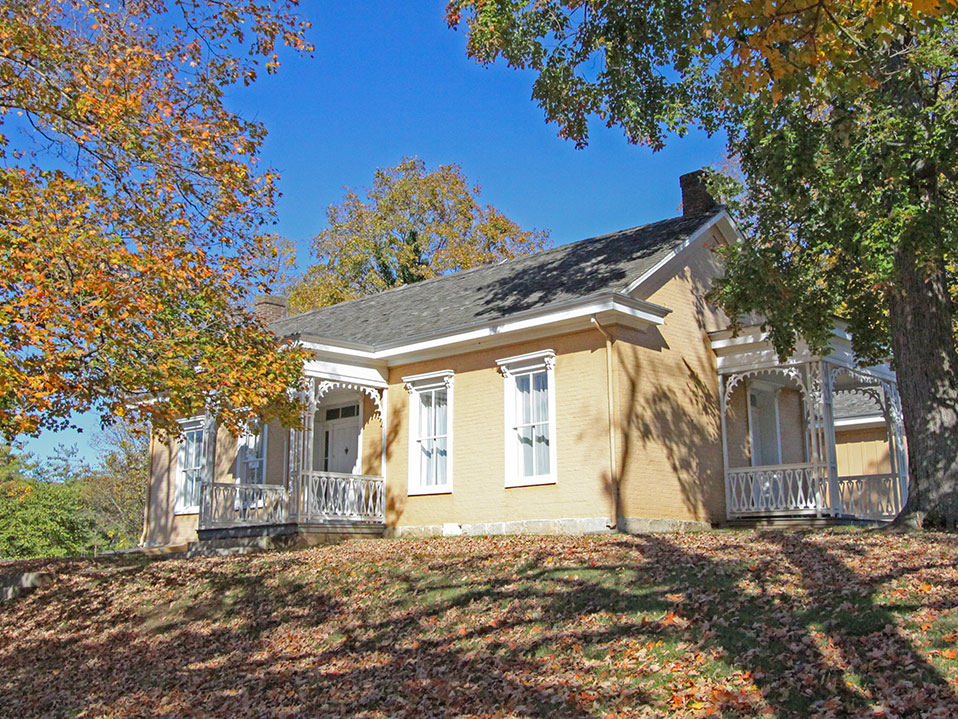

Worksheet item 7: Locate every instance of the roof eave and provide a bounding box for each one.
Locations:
[296,291,671,366]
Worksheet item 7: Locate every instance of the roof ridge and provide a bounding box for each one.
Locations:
[278,211,714,325]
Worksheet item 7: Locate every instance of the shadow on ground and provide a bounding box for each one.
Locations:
[0,532,956,718]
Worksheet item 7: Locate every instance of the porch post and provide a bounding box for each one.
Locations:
[886,381,909,510]
[199,413,216,528]
[719,374,732,520]
[821,361,840,516]
[303,378,316,476]
[287,379,315,523]
[804,361,828,516]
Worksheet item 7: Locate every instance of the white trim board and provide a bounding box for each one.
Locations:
[625,210,731,295]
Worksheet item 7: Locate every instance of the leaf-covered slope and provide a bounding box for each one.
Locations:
[1,532,957,718]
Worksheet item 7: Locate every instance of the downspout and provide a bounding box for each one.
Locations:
[590,316,618,529]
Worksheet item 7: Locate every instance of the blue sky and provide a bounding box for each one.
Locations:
[23,1,725,463]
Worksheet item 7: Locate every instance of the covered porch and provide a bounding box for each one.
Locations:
[712,326,908,522]
[198,372,387,537]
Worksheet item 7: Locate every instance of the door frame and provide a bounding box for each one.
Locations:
[316,399,363,474]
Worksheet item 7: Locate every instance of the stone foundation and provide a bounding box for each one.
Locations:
[384,515,712,538]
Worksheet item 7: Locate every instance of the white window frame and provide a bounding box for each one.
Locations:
[175,416,207,514]
[497,350,558,488]
[236,422,268,484]
[402,370,454,496]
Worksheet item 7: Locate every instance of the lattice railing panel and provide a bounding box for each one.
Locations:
[199,482,288,529]
[836,474,901,521]
[294,472,385,523]
[727,463,828,517]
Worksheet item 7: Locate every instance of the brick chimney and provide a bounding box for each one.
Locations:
[679,170,718,216]
[253,294,288,324]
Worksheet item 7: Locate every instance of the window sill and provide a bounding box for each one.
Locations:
[505,475,557,488]
[408,485,453,497]
[174,508,199,516]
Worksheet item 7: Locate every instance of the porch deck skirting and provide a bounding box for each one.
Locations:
[199,471,385,531]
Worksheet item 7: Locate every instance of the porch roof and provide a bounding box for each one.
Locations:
[270,210,723,346]
[708,323,896,383]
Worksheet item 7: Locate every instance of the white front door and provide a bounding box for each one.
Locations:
[327,420,360,474]
[314,401,362,475]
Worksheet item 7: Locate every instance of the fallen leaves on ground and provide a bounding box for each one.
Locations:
[1,530,957,718]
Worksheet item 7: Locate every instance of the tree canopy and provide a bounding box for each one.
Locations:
[447,1,955,146]
[289,157,550,311]
[0,0,314,441]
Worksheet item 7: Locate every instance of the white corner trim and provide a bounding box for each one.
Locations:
[625,210,729,294]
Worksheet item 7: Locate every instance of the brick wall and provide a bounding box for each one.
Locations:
[385,330,613,529]
[614,232,729,525]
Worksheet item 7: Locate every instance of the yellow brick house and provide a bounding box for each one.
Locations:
[142,173,908,548]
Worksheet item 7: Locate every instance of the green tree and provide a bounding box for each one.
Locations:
[448,1,958,527]
[0,444,93,559]
[711,25,958,527]
[289,157,550,310]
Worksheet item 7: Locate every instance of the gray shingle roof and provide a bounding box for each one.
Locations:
[270,210,721,346]
[833,391,884,420]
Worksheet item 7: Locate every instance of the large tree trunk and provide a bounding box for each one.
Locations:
[887,248,958,529]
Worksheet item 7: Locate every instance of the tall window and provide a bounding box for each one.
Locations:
[515,370,551,478]
[237,423,267,484]
[497,350,557,487]
[403,370,454,494]
[176,418,206,512]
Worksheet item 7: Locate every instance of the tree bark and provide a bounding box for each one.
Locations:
[887,248,958,529]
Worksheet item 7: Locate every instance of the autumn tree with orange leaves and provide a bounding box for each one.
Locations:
[0,1,313,440]
[289,157,550,311]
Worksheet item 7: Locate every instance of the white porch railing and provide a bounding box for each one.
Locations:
[198,473,385,529]
[727,462,829,517]
[836,473,902,521]
[727,464,905,520]
[291,471,385,524]
[199,482,289,529]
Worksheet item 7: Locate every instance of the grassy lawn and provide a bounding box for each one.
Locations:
[1,530,957,718]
